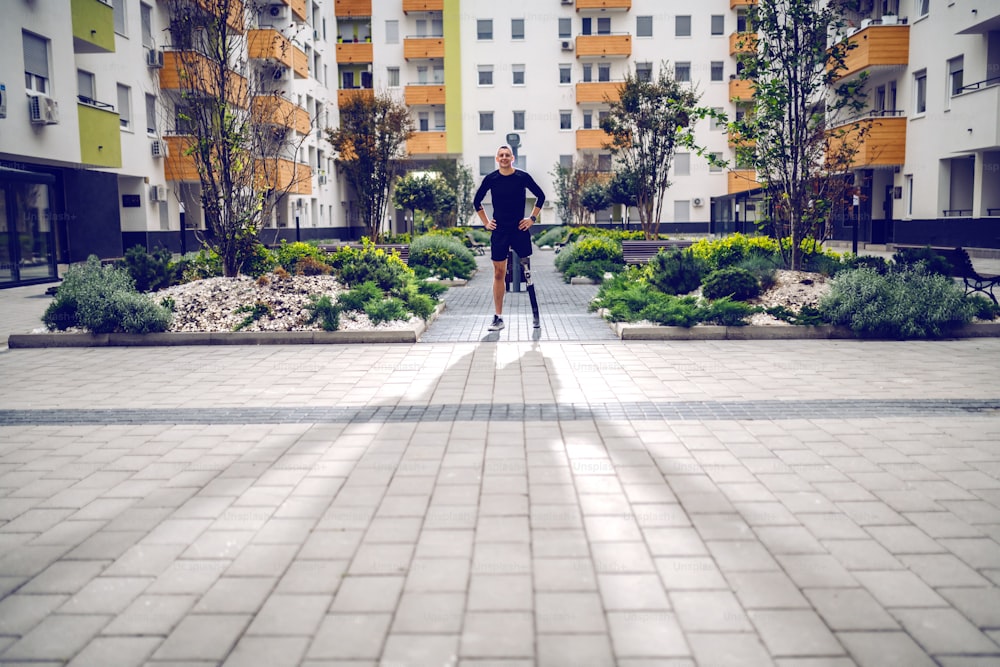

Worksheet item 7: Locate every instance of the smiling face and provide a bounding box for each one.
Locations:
[496,147,514,170]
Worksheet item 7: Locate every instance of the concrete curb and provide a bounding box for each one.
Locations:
[613,321,1000,341]
[7,303,446,348]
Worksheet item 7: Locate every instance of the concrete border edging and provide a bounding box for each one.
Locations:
[614,321,1000,341]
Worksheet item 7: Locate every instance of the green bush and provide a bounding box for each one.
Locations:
[364,296,409,324]
[410,234,476,279]
[967,294,1000,321]
[338,281,384,312]
[117,245,176,292]
[245,243,278,278]
[534,226,570,247]
[555,235,624,281]
[820,265,975,339]
[648,248,708,295]
[701,297,758,326]
[637,294,702,327]
[733,253,780,291]
[765,304,827,326]
[892,246,954,276]
[841,253,891,275]
[294,256,333,276]
[43,256,172,333]
[174,249,222,282]
[701,267,761,301]
[562,259,621,283]
[305,294,341,331]
[328,241,413,293]
[274,241,329,273]
[689,233,781,270]
[233,301,273,331]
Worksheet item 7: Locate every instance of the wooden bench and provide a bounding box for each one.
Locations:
[317,243,409,264]
[895,245,999,304]
[465,231,487,256]
[621,239,694,265]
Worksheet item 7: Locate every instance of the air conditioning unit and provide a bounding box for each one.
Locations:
[149,185,168,202]
[146,48,164,68]
[561,0,573,4]
[268,4,288,19]
[151,139,169,158]
[561,40,573,51]
[692,197,704,207]
[28,93,59,125]
[271,66,288,81]
[318,174,327,185]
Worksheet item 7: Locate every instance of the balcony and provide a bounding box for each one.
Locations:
[408,132,448,155]
[292,44,309,78]
[272,0,308,22]
[729,32,757,55]
[252,95,310,135]
[71,0,115,53]
[404,37,445,60]
[336,42,373,64]
[178,0,244,32]
[832,24,909,80]
[575,34,632,58]
[946,83,1000,152]
[165,135,199,182]
[828,114,906,168]
[335,0,372,16]
[403,0,443,11]
[576,128,611,150]
[730,0,757,7]
[405,84,446,106]
[77,102,121,168]
[259,159,312,195]
[575,81,623,104]
[729,78,754,101]
[954,0,1000,34]
[338,88,374,106]
[576,0,631,10]
[161,51,249,107]
[728,169,759,194]
[248,29,294,69]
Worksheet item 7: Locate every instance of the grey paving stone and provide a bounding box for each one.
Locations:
[803,588,899,631]
[671,590,753,632]
[2,613,111,661]
[64,636,161,667]
[853,570,949,608]
[749,609,845,658]
[460,612,534,659]
[837,631,940,667]
[331,575,405,613]
[381,634,460,667]
[899,553,993,587]
[536,592,607,633]
[537,634,616,667]
[192,576,275,614]
[725,571,810,609]
[687,632,773,667]
[467,574,533,611]
[20,559,109,594]
[307,613,392,660]
[101,593,197,636]
[890,608,1000,655]
[151,613,250,661]
[533,557,597,591]
[606,610,689,658]
[276,559,349,594]
[221,636,310,667]
[246,593,330,636]
[391,592,465,633]
[0,593,69,635]
[655,557,728,591]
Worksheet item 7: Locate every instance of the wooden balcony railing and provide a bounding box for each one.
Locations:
[405,85,446,106]
[403,37,445,60]
[832,24,909,80]
[575,34,632,58]
[407,132,448,154]
[575,81,623,104]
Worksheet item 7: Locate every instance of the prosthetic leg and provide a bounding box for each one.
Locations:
[520,257,541,328]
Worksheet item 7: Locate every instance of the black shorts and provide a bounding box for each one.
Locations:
[490,221,533,262]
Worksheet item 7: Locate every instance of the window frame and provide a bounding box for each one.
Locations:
[675,15,692,38]
[477,19,493,40]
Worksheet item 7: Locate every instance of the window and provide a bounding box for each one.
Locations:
[513,110,525,131]
[387,67,400,87]
[948,56,964,96]
[434,109,445,130]
[583,110,593,129]
[512,64,525,86]
[478,65,494,86]
[598,63,610,82]
[145,94,157,134]
[597,18,611,35]
[23,32,49,94]
[636,62,652,83]
[559,155,573,170]
[480,156,496,174]
[432,64,444,84]
[558,18,571,39]
[905,174,913,216]
[674,200,690,222]
[711,107,725,130]
[711,61,724,82]
[113,0,126,36]
[711,15,725,36]
[675,152,691,176]
[914,69,927,114]
[77,70,95,103]
[676,15,691,37]
[477,19,493,40]
[916,0,929,17]
[559,64,571,84]
[597,154,612,171]
[417,65,428,84]
[737,10,749,33]
[582,17,592,36]
[418,111,429,132]
[875,84,886,112]
[117,84,132,130]
[637,16,653,37]
[675,62,691,83]
[709,152,723,172]
[560,110,572,130]
[583,64,592,82]
[386,20,399,44]
[480,111,494,132]
[141,3,153,48]
[511,18,524,40]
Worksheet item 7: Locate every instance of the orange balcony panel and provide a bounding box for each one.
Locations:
[729,32,757,55]
[252,96,310,135]
[576,128,611,150]
[576,0,631,10]
[408,132,448,155]
[336,42,373,64]
[161,51,248,107]
[335,0,372,17]
[165,135,199,182]
[403,0,443,11]
[403,37,445,60]
[183,0,244,33]
[828,116,906,168]
[292,44,309,78]
[833,25,909,80]
[575,34,632,58]
[729,78,754,101]
[730,0,757,7]
[338,88,375,106]
[728,169,759,194]
[248,29,294,68]
[405,85,446,105]
[259,159,312,195]
[575,81,622,104]
[727,131,756,148]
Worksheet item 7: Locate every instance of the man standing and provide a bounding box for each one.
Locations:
[473,144,546,331]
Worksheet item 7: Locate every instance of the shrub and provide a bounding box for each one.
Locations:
[364,296,409,324]
[892,246,954,276]
[294,256,333,276]
[274,241,329,273]
[820,265,975,338]
[417,280,448,299]
[338,281,384,312]
[701,297,758,326]
[555,235,624,281]
[175,248,222,282]
[766,304,827,326]
[733,253,780,291]
[967,294,1000,321]
[43,256,172,333]
[562,259,621,283]
[305,294,341,331]
[648,248,708,295]
[689,233,781,270]
[245,243,277,278]
[801,251,842,277]
[329,241,412,293]
[534,226,569,247]
[410,234,476,279]
[233,301,273,331]
[701,267,761,301]
[841,253,891,275]
[637,294,702,327]
[117,245,176,292]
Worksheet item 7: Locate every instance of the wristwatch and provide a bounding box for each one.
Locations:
[529,215,537,222]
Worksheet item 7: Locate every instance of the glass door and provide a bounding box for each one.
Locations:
[0,186,12,284]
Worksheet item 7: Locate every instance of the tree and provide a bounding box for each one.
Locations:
[608,167,640,229]
[163,0,312,277]
[549,155,605,226]
[327,92,413,242]
[580,182,612,226]
[601,64,700,240]
[392,173,455,233]
[432,159,476,227]
[733,0,869,268]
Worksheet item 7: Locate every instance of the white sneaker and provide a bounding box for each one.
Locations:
[488,315,505,331]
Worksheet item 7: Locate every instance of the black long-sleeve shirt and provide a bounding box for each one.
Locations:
[472,169,546,223]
